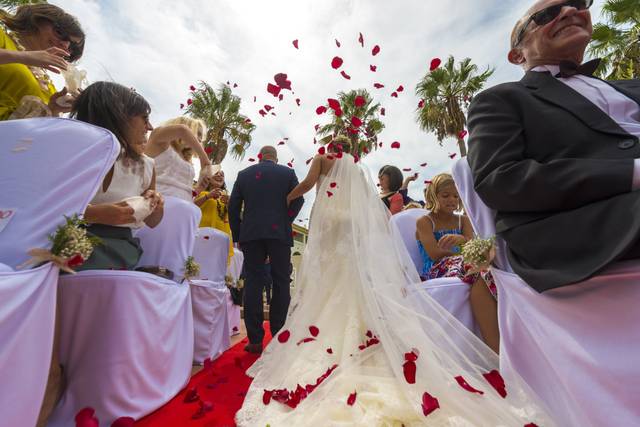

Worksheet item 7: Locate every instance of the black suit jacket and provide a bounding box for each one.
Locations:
[467,71,640,292]
[228,161,304,247]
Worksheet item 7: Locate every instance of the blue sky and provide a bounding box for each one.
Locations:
[51,0,605,227]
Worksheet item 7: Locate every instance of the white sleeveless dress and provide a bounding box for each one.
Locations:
[153,147,195,201]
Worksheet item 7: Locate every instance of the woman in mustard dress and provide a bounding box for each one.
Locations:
[0,4,85,120]
[195,167,234,262]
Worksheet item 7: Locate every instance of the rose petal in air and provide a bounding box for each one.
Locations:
[331,56,343,69]
[372,45,380,56]
[430,57,442,71]
[418,99,425,109]
[179,103,184,109]
[370,65,377,72]
[420,162,427,167]
[259,110,267,117]
[402,168,411,172]
[347,391,357,406]
[448,153,457,159]
[274,73,292,90]
[335,39,341,47]
[391,141,401,149]
[391,92,398,98]
[358,32,364,47]
[316,106,327,115]
[421,392,440,416]
[267,83,281,97]
[264,105,273,112]
[190,85,196,91]
[277,330,291,343]
[458,130,468,139]
[380,107,386,116]
[396,85,404,92]
[187,98,193,105]
[455,375,484,395]
[295,98,301,106]
[373,83,384,89]
[327,98,341,111]
[292,39,299,49]
[326,348,333,354]
[340,71,351,80]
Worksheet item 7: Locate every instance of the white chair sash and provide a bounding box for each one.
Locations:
[0,118,119,427]
[189,279,231,363]
[192,227,229,283]
[226,249,244,335]
[452,158,640,426]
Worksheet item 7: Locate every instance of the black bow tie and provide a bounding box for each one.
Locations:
[555,58,601,78]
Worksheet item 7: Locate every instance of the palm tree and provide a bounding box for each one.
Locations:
[415,56,493,157]
[0,0,46,10]
[589,0,640,80]
[316,89,384,157]
[185,82,256,164]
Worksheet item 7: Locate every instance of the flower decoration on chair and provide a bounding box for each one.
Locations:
[183,256,201,282]
[461,236,496,274]
[19,214,101,274]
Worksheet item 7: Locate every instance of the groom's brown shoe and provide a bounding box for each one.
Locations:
[244,343,263,354]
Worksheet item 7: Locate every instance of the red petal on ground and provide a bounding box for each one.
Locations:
[351,116,362,127]
[340,71,351,80]
[483,370,507,398]
[366,330,373,338]
[296,337,316,345]
[403,361,416,384]
[330,182,337,188]
[372,45,380,56]
[326,348,333,354]
[404,350,418,362]
[421,392,440,416]
[184,387,199,403]
[347,391,357,406]
[309,325,320,337]
[327,98,341,111]
[358,32,364,47]
[277,330,291,343]
[292,39,299,49]
[267,83,281,97]
[391,141,401,149]
[316,106,327,115]
[335,39,341,47]
[263,389,273,405]
[429,57,442,71]
[274,73,292,90]
[373,83,384,89]
[354,96,365,107]
[455,375,485,395]
[111,417,135,427]
[331,56,343,69]
[458,130,468,139]
[369,64,377,72]
[75,408,99,427]
[326,191,333,197]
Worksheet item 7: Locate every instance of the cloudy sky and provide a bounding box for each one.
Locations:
[50,0,604,227]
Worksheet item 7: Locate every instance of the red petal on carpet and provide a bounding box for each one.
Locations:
[135,327,272,426]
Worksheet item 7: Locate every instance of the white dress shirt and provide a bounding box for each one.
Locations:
[532,65,640,189]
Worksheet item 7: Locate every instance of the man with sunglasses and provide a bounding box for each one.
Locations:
[467,0,640,293]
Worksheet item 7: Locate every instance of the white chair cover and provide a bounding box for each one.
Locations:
[135,196,202,282]
[390,208,479,336]
[190,228,232,362]
[0,118,119,427]
[453,158,640,426]
[49,270,194,427]
[227,249,244,335]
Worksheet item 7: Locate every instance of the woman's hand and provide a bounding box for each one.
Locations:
[219,194,229,204]
[84,202,136,226]
[48,87,76,116]
[16,47,69,73]
[437,234,466,251]
[143,189,164,211]
[208,188,222,200]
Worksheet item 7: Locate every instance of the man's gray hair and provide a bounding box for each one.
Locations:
[259,145,278,161]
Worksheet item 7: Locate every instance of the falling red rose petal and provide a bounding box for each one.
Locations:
[424,180,432,184]
[420,162,427,167]
[351,116,363,127]
[402,168,412,172]
[249,158,255,162]
[287,162,293,168]
[421,392,440,416]
[327,98,341,111]
[372,45,380,56]
[449,153,457,159]
[187,99,193,105]
[309,325,320,337]
[380,107,386,116]
[179,103,184,109]
[403,361,416,384]
[524,424,539,427]
[264,105,273,112]
[369,65,377,73]
[391,141,401,149]
[340,71,351,80]
[278,141,285,146]
[277,330,291,343]
[347,391,357,406]
[259,110,266,117]
[306,158,313,165]
[373,83,384,89]
[335,39,341,47]
[458,130,468,139]
[316,106,327,115]
[295,98,301,106]
[391,92,398,98]
[358,32,364,47]
[318,146,326,155]
[292,39,299,49]
[267,83,281,97]
[418,99,425,108]
[455,375,485,395]
[483,370,507,398]
[274,73,292,90]
[331,56,343,69]
[354,96,365,107]
[430,57,442,71]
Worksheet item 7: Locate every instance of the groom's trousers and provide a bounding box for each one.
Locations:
[241,239,291,344]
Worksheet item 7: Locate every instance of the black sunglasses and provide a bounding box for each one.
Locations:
[52,22,82,60]
[514,0,593,47]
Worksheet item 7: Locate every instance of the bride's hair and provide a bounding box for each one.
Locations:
[160,116,207,161]
[329,135,352,154]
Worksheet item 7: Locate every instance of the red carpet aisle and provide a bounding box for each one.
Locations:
[135,329,271,427]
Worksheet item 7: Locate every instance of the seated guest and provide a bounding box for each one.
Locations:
[195,167,233,261]
[467,0,640,292]
[144,116,213,201]
[0,4,85,120]
[72,81,164,270]
[378,165,404,215]
[416,173,499,352]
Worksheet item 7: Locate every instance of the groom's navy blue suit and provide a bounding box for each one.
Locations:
[228,160,304,344]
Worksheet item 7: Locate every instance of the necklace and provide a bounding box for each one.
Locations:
[5,28,54,93]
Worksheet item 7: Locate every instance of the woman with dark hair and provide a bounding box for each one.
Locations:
[0,3,85,120]
[195,166,234,261]
[72,81,164,271]
[378,165,404,215]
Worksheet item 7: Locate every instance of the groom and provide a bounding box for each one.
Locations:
[229,146,304,353]
[467,0,640,292]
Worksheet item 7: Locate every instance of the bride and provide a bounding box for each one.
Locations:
[235,138,552,426]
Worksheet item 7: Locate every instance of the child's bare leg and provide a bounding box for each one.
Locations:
[470,278,500,354]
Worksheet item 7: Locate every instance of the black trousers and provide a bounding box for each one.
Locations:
[241,239,291,344]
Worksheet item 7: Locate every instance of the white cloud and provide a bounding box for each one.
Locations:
[50,0,605,227]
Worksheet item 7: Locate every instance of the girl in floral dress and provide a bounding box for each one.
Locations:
[416,173,499,353]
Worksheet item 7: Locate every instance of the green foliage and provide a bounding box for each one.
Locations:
[0,0,47,11]
[415,56,493,157]
[589,0,640,79]
[316,89,385,158]
[185,82,256,164]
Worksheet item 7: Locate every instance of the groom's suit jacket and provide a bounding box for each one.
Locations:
[467,71,640,292]
[228,160,304,247]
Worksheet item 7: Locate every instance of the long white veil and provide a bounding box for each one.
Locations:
[236,155,553,426]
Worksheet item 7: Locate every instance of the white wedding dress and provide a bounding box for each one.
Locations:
[236,155,553,426]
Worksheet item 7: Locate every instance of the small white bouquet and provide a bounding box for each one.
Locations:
[461,236,496,273]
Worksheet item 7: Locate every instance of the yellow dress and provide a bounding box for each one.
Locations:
[0,27,56,120]
[198,191,234,263]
